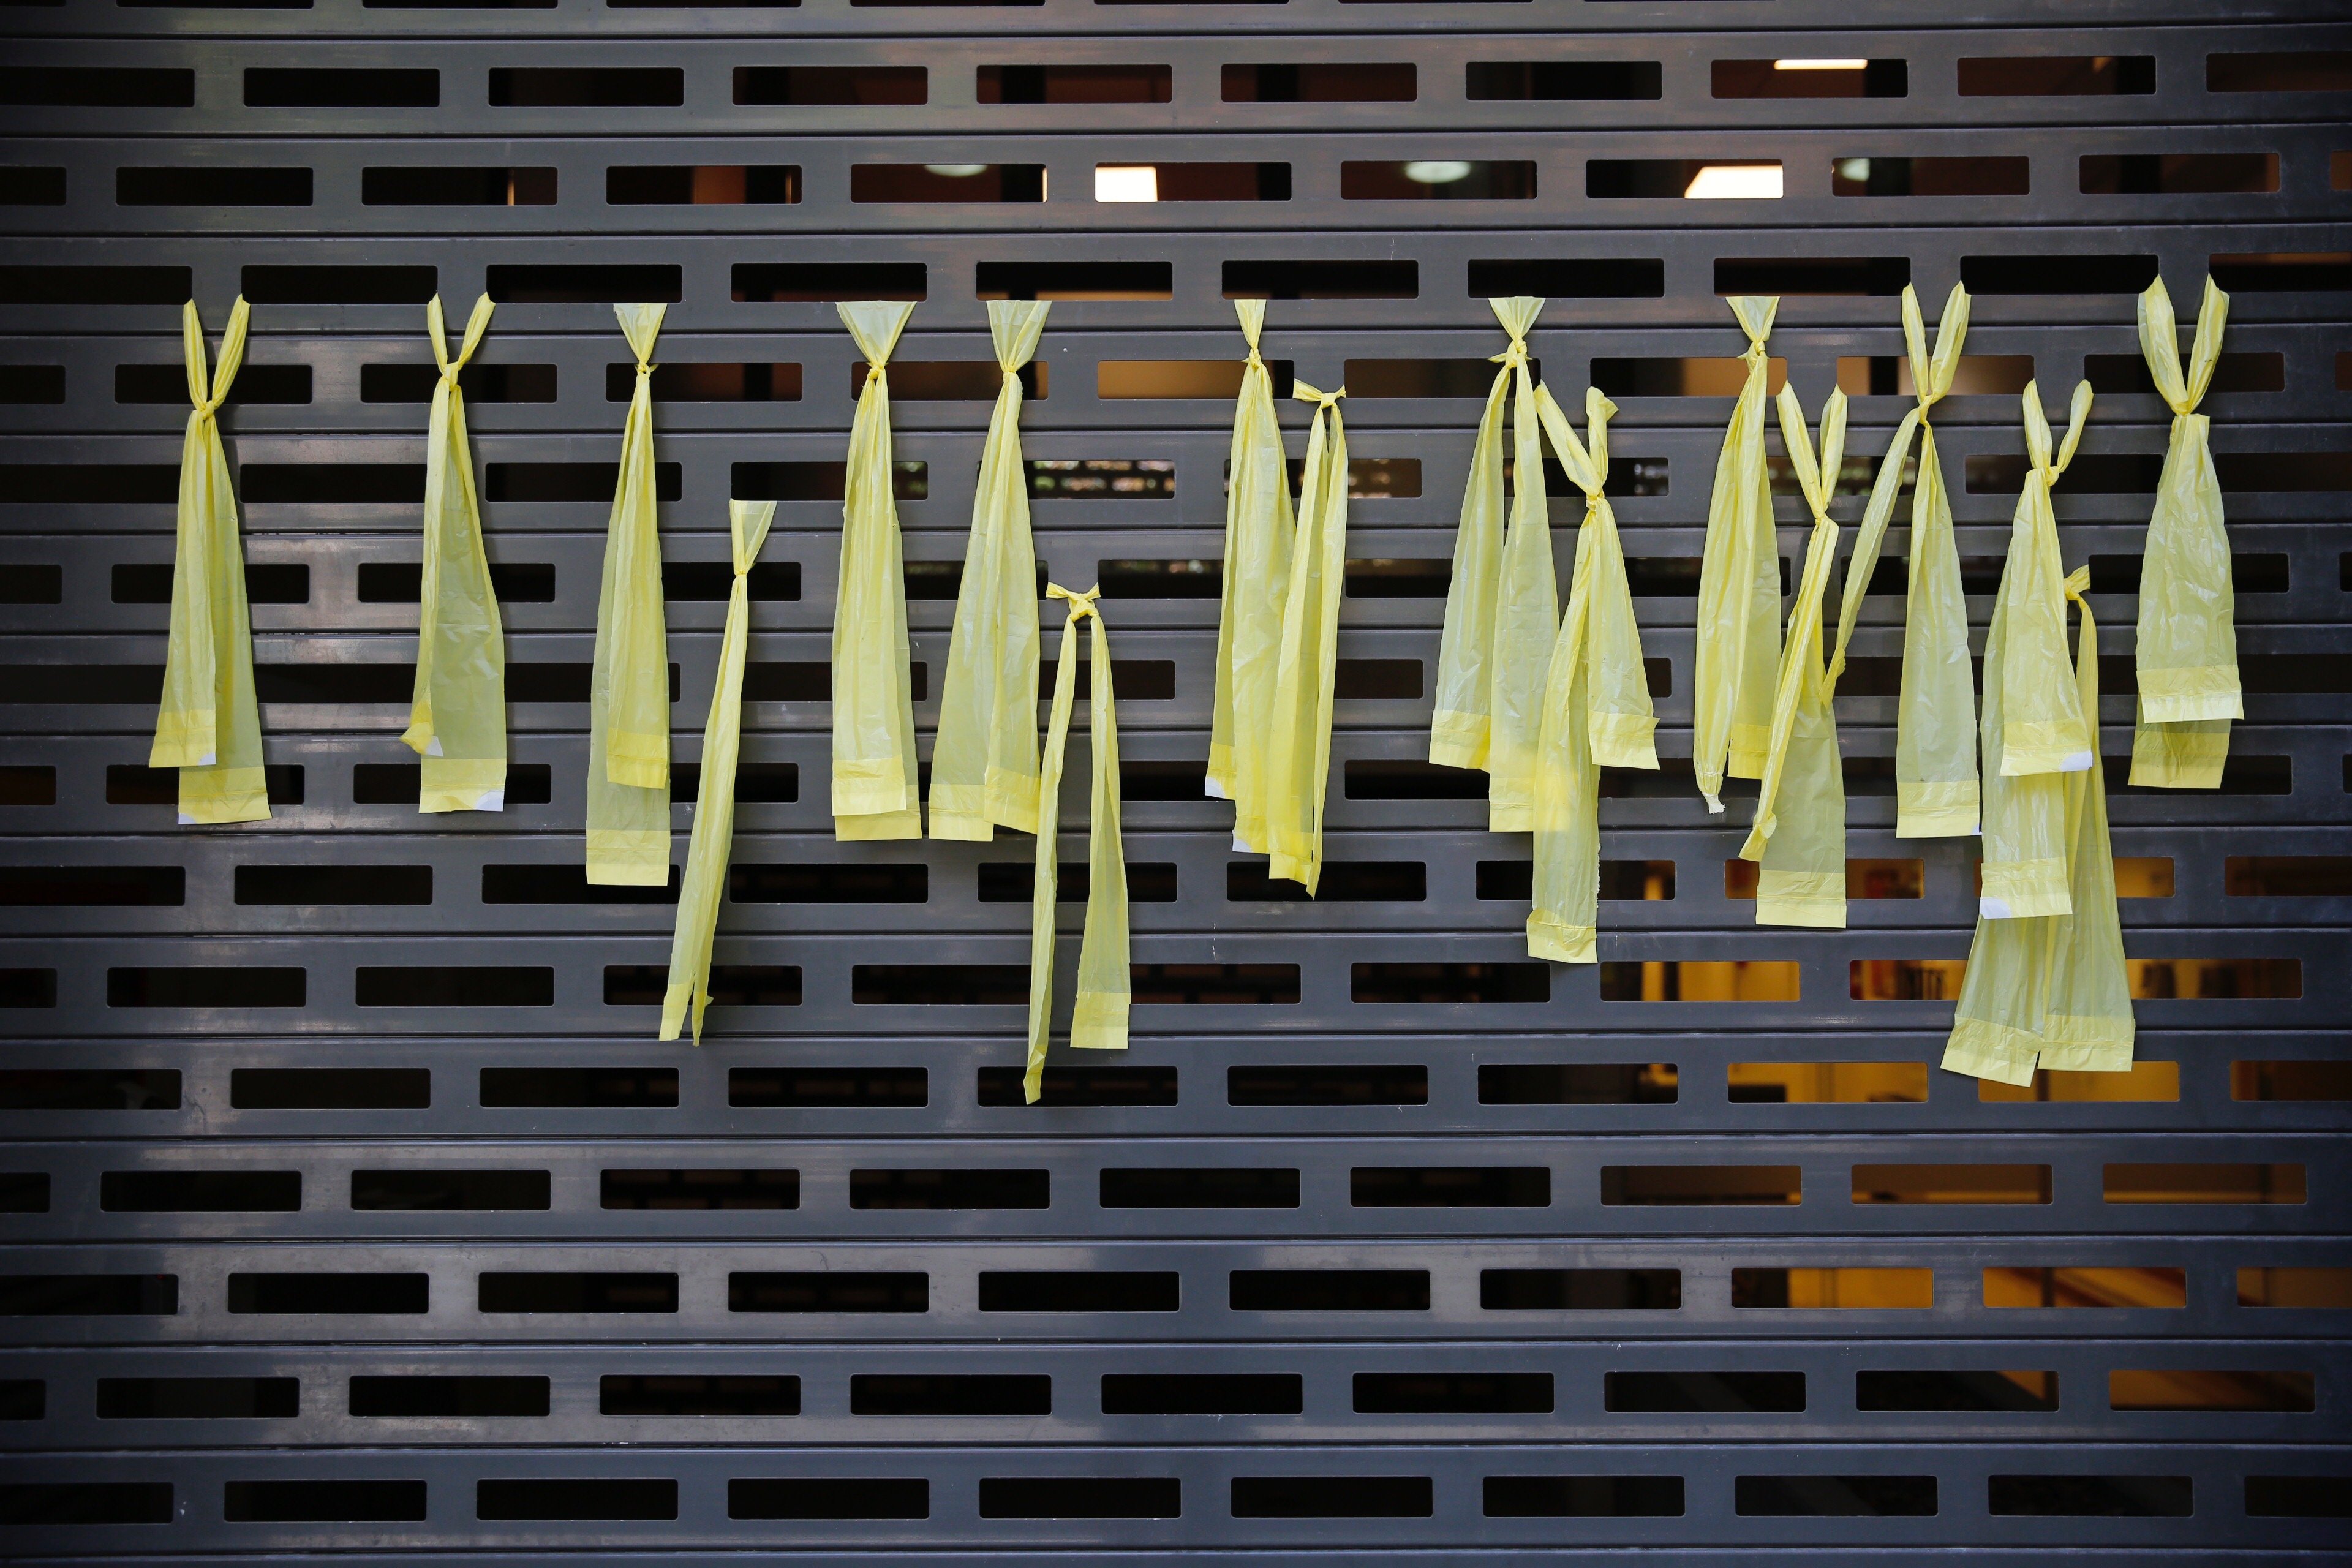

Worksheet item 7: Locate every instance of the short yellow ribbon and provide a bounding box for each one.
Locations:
[1264,379,1349,893]
[1207,300,1295,843]
[1692,295,1782,812]
[585,301,672,884]
[832,300,923,840]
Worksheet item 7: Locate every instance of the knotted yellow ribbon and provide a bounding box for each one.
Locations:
[2129,274,2237,789]
[659,499,779,1044]
[1024,583,1129,1104]
[1208,300,1295,851]
[1979,380,2097,923]
[1525,385,1658,963]
[932,300,1049,841]
[833,300,923,840]
[1692,295,1782,812]
[1739,382,1852,927]
[402,293,507,813]
[1946,565,2135,1085]
[151,296,270,824]
[586,302,671,884]
[1263,379,1348,893]
[1430,296,1557,834]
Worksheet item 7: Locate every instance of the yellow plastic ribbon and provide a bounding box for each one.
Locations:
[1945,565,2135,1085]
[1207,300,1295,852]
[151,296,269,825]
[1430,296,1556,833]
[932,300,1049,841]
[1831,283,1979,839]
[660,499,778,1044]
[1263,379,1348,893]
[1692,295,1782,812]
[1979,380,2097,922]
[833,300,922,841]
[2129,274,2237,789]
[1525,385,1659,963]
[586,302,671,884]
[402,293,507,813]
[1024,583,1129,1104]
[1739,383,1850,927]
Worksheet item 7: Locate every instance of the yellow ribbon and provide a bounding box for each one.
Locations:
[1206,300,1296,846]
[585,302,672,883]
[1691,295,1782,812]
[832,300,923,840]
[1263,379,1348,893]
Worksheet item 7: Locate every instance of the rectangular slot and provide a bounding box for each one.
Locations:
[1099,361,1292,401]
[978,1065,1177,1106]
[0,366,62,402]
[729,1066,926,1107]
[1348,356,1540,399]
[864,358,1043,401]
[1732,1268,1934,1309]
[1959,254,2160,295]
[1101,1167,1297,1208]
[245,67,437,106]
[0,1482,173,1525]
[1594,357,1785,398]
[1097,162,1291,202]
[1346,557,1448,597]
[96,1376,297,1420]
[101,1170,298,1212]
[1959,56,2154,95]
[1985,1267,2186,1309]
[0,865,183,907]
[853,163,1044,202]
[1479,1063,1678,1104]
[2232,1061,2352,1101]
[0,1069,180,1112]
[1223,259,1417,299]
[731,460,925,502]
[850,1374,1050,1416]
[1716,257,1910,295]
[1228,860,1422,902]
[981,63,1167,102]
[1104,1369,1308,1422]
[361,165,556,205]
[356,966,551,1008]
[485,264,680,304]
[1858,1369,2057,1412]
[1602,1165,1801,1205]
[1726,858,1920,900]
[225,1480,426,1523]
[598,1376,794,1417]
[0,66,194,106]
[1988,1474,2189,1517]
[1589,159,1781,200]
[360,363,556,402]
[1231,1476,1433,1518]
[978,1270,1179,1312]
[2103,1162,2305,1204]
[1980,1061,2180,1102]
[115,363,311,405]
[1468,60,1658,99]
[729,1272,927,1313]
[1231,1270,1428,1311]
[2085,353,2282,398]
[2227,856,2352,895]
[1482,1268,1682,1310]
[0,1273,175,1316]
[974,260,1169,301]
[1466,257,1664,297]
[228,1273,427,1314]
[2239,1267,2352,1308]
[1119,760,1207,800]
[1715,58,1905,97]
[357,560,555,603]
[1026,458,1173,502]
[0,1172,47,1213]
[1477,860,1675,903]
[1736,1475,1936,1517]
[241,265,437,304]
[475,1479,677,1521]
[1227,62,1415,100]
[2110,1368,2313,1411]
[1600,962,1800,1002]
[480,1067,677,1108]
[352,1169,549,1210]
[1833,155,2029,197]
[1352,1166,1548,1208]
[118,765,293,807]
[0,564,61,605]
[602,965,799,1006]
[489,67,680,105]
[478,1272,677,1313]
[729,1477,925,1519]
[2208,52,2352,92]
[1355,1372,1551,1414]
[1134,963,1302,1005]
[235,864,429,906]
[731,864,925,903]
[736,64,926,104]
[734,262,925,302]
[0,970,53,1009]
[1729,1061,1928,1104]
[108,966,305,1008]
[2082,152,2277,194]
[1341,160,1534,200]
[483,865,677,906]
[2245,1476,2352,1517]
[0,170,59,208]
[980,859,1174,903]
[2126,957,2301,999]
[1351,963,1547,1004]
[851,1167,1047,1209]
[0,265,189,304]
[1229,1063,1425,1106]
[243,464,424,505]
[601,1168,798,1210]
[611,364,802,405]
[352,1376,549,1417]
[1852,1164,2052,1204]
[1606,1371,1805,1412]
[852,964,1025,1006]
[1485,1475,1684,1517]
[484,462,680,503]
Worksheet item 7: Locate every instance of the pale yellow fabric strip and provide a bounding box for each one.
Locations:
[1025,585,1130,1104]
[660,499,777,1044]
[585,302,671,883]
[153,296,270,825]
[403,294,508,814]
[1996,380,2097,778]
[1207,300,1295,855]
[833,301,923,840]
[932,300,1049,842]
[1264,380,1348,894]
[1691,295,1781,811]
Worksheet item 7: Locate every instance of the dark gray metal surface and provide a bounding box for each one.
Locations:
[1,1,2347,1558]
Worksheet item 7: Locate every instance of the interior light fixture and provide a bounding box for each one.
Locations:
[1773,58,1869,70]
[923,164,987,178]
[1402,160,1474,184]
[1684,163,1784,200]
[1095,164,1159,203]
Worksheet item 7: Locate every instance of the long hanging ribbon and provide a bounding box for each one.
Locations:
[1978,379,2096,924]
[1739,382,1851,927]
[1945,565,2135,1085]
[1829,282,1979,839]
[586,302,671,884]
[1207,299,1295,852]
[1691,295,1782,813]
[1263,379,1349,893]
[2129,274,2236,789]
[660,499,778,1044]
[1430,295,1556,834]
[402,293,507,813]
[151,296,269,825]
[931,299,1049,841]
[1024,584,1129,1104]
[833,300,923,840]
[1525,385,1658,963]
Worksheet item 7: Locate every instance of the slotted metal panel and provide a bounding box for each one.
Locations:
[1,1,2348,1560]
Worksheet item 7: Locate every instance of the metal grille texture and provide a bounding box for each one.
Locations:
[1,1,2348,1560]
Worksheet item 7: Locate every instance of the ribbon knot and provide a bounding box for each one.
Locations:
[2062,565,2091,605]
[636,358,657,377]
[1049,582,1101,623]
[1488,338,1529,370]
[1292,380,1345,410]
[1243,347,1265,372]
[193,396,224,422]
